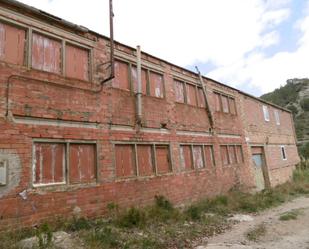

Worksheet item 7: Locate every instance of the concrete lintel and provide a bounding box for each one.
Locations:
[176,130,212,137]
[217,133,241,139]
[12,116,99,129]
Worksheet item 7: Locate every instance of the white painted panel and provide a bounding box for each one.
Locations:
[0,160,7,185]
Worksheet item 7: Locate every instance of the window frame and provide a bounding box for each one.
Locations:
[281,145,287,160]
[0,16,94,82]
[113,142,172,179]
[32,139,98,188]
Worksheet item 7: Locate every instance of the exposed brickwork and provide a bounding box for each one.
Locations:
[0,1,300,230]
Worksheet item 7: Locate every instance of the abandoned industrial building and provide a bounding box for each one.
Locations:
[0,0,300,229]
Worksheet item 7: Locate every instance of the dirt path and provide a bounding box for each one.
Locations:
[195,196,309,249]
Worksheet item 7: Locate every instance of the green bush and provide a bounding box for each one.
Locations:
[118,207,146,228]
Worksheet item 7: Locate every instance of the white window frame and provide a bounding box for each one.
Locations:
[281,146,287,160]
[274,110,280,125]
[262,105,270,122]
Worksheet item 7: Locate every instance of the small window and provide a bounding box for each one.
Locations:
[281,146,287,160]
[174,80,185,103]
[186,84,197,106]
[193,145,205,169]
[263,105,270,121]
[149,71,164,98]
[115,144,136,177]
[180,145,193,171]
[32,33,62,74]
[274,110,280,125]
[114,60,130,90]
[137,145,154,176]
[33,143,65,185]
[65,44,90,81]
[220,145,229,165]
[69,144,96,184]
[0,22,26,65]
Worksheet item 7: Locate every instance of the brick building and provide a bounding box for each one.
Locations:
[0,0,300,229]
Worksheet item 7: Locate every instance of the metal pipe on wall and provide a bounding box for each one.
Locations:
[136,45,142,124]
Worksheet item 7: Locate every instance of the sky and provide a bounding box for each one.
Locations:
[18,0,309,96]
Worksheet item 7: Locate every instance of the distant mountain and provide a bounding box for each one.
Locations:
[260,78,309,158]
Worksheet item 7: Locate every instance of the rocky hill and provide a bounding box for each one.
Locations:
[260,78,309,158]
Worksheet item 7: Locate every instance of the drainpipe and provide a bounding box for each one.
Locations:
[136,45,142,125]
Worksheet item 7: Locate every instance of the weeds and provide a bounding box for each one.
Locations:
[246,224,267,241]
[2,168,309,249]
[279,210,301,221]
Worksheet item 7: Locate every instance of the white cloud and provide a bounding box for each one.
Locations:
[17,0,302,94]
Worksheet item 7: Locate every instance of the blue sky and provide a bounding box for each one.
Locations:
[18,0,309,96]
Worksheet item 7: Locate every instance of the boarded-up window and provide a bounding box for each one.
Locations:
[65,44,89,81]
[186,84,197,106]
[198,88,206,107]
[114,60,130,90]
[193,146,204,169]
[204,145,214,167]
[229,98,236,114]
[174,80,185,103]
[214,93,221,111]
[180,145,193,171]
[33,143,65,185]
[137,145,154,176]
[274,110,280,125]
[220,145,229,165]
[32,33,61,74]
[0,22,26,65]
[132,66,148,94]
[156,145,171,174]
[221,95,229,113]
[236,145,244,163]
[69,144,96,184]
[115,145,136,177]
[149,71,164,98]
[229,145,237,164]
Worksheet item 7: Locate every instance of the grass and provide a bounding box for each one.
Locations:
[246,224,267,241]
[279,209,301,221]
[2,168,309,249]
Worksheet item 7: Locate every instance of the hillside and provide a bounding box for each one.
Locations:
[260,78,309,158]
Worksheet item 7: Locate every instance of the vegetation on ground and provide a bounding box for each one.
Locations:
[246,223,267,242]
[279,209,302,221]
[2,167,309,249]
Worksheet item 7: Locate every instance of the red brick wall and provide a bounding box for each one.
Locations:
[0,3,299,230]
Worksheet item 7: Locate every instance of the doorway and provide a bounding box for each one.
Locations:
[251,147,267,191]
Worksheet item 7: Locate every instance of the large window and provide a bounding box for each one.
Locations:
[0,21,26,65]
[33,141,96,186]
[174,79,205,107]
[114,143,171,178]
[113,59,165,98]
[220,145,244,166]
[180,144,214,171]
[214,92,237,115]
